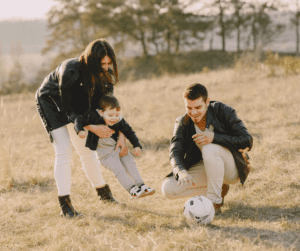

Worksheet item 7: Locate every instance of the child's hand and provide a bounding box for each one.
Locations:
[133,147,142,156]
[78,131,87,139]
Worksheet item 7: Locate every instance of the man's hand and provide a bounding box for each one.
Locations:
[239,147,251,170]
[116,132,128,157]
[177,170,195,187]
[192,131,214,146]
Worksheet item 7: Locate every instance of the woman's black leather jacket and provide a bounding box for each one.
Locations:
[37,57,114,124]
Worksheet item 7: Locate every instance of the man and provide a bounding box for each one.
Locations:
[161,83,252,214]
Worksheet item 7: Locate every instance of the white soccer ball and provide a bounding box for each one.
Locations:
[183,195,215,224]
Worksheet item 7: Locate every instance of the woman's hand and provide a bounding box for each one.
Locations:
[85,124,114,138]
[78,131,87,139]
[115,132,128,157]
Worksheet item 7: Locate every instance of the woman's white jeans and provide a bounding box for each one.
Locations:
[51,123,105,196]
[161,143,239,204]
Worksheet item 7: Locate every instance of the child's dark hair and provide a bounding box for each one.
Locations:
[99,95,121,111]
[183,83,208,102]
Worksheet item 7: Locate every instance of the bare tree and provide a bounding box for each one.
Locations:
[244,1,284,51]
[202,0,232,52]
[230,0,247,53]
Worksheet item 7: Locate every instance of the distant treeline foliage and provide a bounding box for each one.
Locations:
[1,0,300,95]
[42,0,300,61]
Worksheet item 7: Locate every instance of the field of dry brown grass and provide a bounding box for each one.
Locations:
[0,68,299,250]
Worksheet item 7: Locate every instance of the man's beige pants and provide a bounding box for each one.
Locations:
[161,143,239,204]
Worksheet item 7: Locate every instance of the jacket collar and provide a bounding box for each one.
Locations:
[184,101,223,133]
[206,102,214,129]
[184,102,213,129]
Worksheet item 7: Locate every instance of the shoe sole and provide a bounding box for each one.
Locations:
[60,211,84,218]
[131,190,146,199]
[139,190,155,198]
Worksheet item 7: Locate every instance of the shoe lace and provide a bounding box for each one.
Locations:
[139,184,149,192]
[130,186,141,195]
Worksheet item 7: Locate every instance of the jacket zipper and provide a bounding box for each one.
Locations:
[49,95,61,112]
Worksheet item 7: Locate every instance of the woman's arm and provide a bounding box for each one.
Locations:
[85,124,114,138]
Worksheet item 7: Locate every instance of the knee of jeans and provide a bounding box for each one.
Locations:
[54,144,72,159]
[161,179,177,200]
[201,143,221,160]
[79,149,97,159]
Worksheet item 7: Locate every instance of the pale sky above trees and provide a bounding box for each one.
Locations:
[0,0,55,20]
[0,0,298,21]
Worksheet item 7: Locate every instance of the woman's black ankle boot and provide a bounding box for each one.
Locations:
[96,184,118,203]
[58,195,83,218]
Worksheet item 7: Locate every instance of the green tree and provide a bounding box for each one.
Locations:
[1,41,25,95]
[290,0,300,54]
[1,61,26,95]
[158,0,211,54]
[230,0,247,53]
[244,1,285,50]
[43,0,210,57]
[43,0,100,57]
[0,43,6,89]
[202,0,232,52]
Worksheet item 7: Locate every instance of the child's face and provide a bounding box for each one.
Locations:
[99,107,120,126]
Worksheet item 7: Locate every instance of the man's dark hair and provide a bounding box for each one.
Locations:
[183,83,208,102]
[99,95,121,111]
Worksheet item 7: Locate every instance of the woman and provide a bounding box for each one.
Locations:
[35,39,128,218]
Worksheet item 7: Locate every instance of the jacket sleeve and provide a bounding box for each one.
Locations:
[113,118,142,149]
[74,111,105,134]
[212,104,253,151]
[169,117,188,179]
[58,65,80,123]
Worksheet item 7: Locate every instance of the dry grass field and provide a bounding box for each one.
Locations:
[0,67,299,250]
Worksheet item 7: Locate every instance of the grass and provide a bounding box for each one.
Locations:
[0,68,299,250]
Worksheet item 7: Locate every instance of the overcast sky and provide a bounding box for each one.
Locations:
[0,0,298,21]
[0,0,55,21]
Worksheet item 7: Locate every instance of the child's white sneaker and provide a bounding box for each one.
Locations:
[139,184,155,198]
[130,185,145,199]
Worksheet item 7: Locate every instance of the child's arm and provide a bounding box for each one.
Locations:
[114,118,142,149]
[115,132,128,157]
[133,147,142,156]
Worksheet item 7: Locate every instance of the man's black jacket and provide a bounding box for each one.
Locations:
[74,112,142,151]
[168,101,253,185]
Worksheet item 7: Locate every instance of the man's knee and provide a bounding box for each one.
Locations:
[161,178,179,200]
[201,143,222,160]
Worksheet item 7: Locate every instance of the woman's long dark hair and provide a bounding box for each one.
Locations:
[79,39,118,108]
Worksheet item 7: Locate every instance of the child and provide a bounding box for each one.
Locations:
[74,95,155,199]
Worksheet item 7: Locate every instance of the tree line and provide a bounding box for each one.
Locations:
[1,0,300,95]
[43,0,300,59]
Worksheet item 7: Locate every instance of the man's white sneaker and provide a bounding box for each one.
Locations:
[139,184,155,198]
[130,185,145,199]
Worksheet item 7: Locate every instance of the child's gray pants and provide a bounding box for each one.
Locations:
[96,138,144,192]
